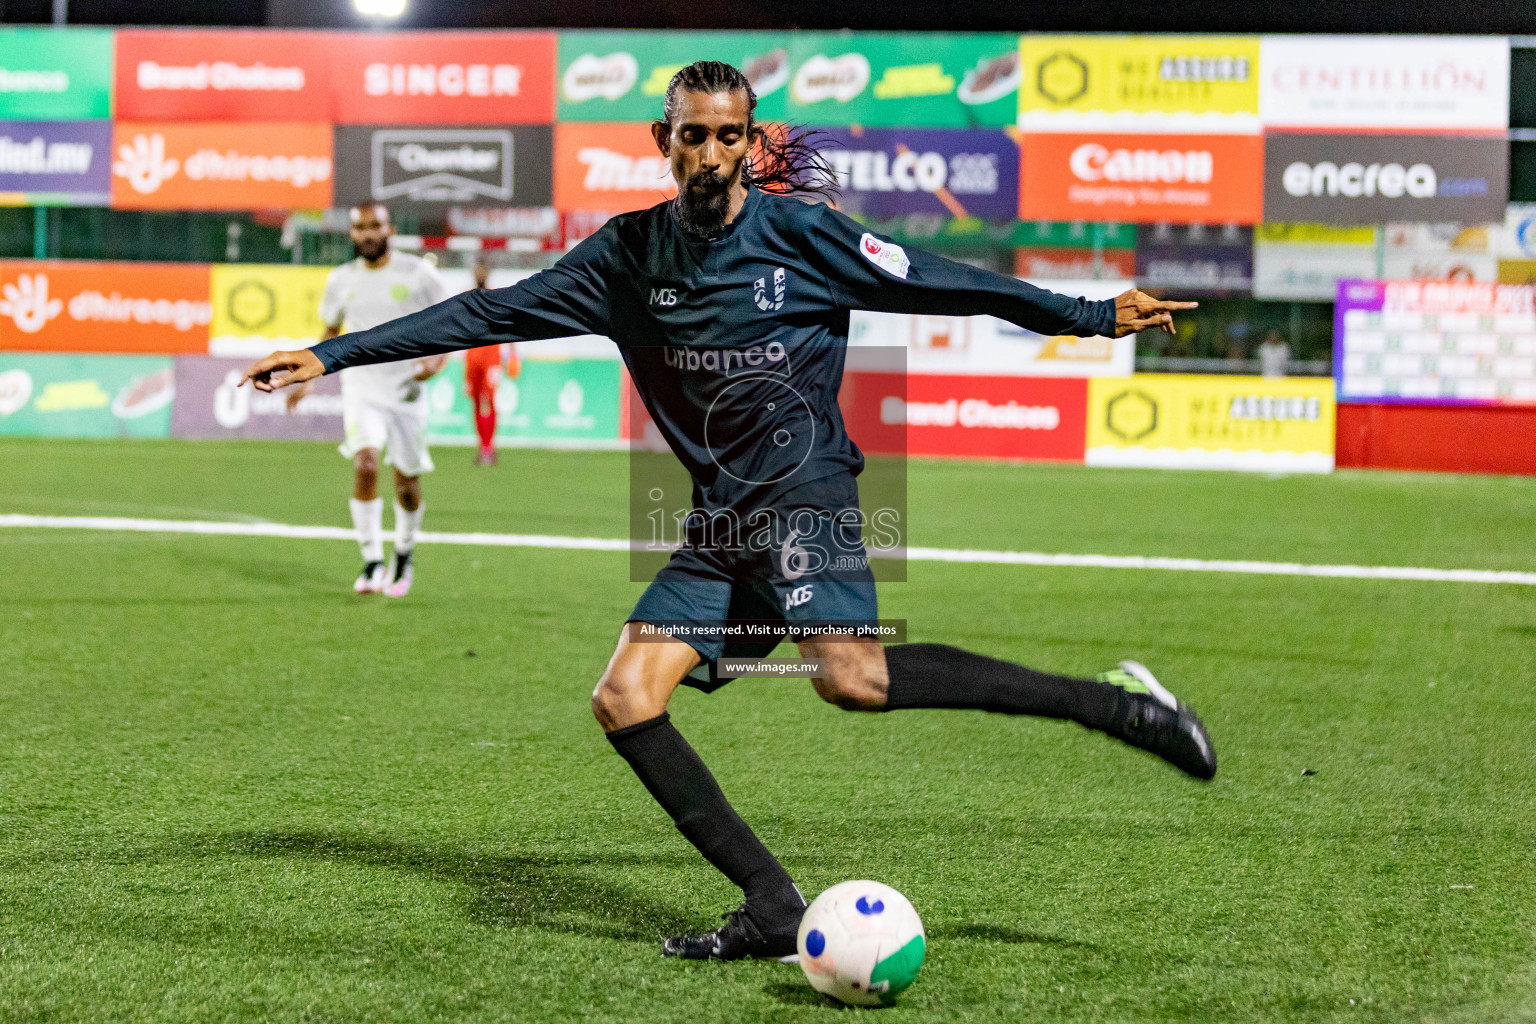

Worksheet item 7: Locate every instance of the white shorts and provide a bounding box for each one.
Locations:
[339,393,434,476]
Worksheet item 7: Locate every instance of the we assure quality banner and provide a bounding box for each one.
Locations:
[1085,374,1336,472]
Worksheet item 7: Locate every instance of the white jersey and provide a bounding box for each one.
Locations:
[320,252,448,408]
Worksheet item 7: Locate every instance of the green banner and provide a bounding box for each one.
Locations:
[558,31,789,123]
[427,358,621,445]
[856,215,1134,250]
[785,33,1020,128]
[0,28,113,120]
[0,354,172,438]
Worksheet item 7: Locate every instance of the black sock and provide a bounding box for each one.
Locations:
[883,643,1126,732]
[607,713,802,918]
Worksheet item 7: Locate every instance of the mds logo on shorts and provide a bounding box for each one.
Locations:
[785,584,814,610]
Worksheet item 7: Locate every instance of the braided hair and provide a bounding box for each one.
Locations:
[657,60,838,199]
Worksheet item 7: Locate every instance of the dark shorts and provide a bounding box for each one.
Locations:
[628,475,879,693]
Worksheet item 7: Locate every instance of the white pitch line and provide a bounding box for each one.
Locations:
[2,513,1534,587]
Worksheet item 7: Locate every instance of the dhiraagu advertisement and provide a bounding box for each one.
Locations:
[427,356,621,446]
[1019,35,1261,132]
[1085,374,1335,472]
[787,33,1021,128]
[557,31,789,123]
[0,353,173,438]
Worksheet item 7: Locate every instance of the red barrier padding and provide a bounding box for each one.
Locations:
[1337,404,1536,476]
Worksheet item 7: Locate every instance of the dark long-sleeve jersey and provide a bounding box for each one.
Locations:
[313,187,1117,514]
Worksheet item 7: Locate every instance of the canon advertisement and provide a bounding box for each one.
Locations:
[333,125,552,219]
[809,128,1018,221]
[1263,134,1507,224]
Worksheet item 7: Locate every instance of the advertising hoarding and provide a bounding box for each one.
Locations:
[1019,35,1262,133]
[329,31,556,125]
[0,120,112,204]
[849,278,1135,378]
[171,354,342,441]
[1258,35,1509,133]
[0,260,211,353]
[114,30,333,121]
[785,33,1021,128]
[209,264,330,358]
[0,353,173,438]
[333,125,552,217]
[809,127,1017,220]
[426,357,622,445]
[1262,133,1507,225]
[553,121,674,213]
[842,370,1087,462]
[110,122,334,210]
[557,31,788,123]
[1252,222,1380,301]
[1085,373,1336,472]
[1134,222,1253,294]
[1020,131,1264,224]
[1335,279,1536,405]
[0,27,113,121]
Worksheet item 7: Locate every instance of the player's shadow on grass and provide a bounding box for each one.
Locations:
[174,829,699,942]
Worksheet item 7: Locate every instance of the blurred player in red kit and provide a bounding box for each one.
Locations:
[462,257,520,466]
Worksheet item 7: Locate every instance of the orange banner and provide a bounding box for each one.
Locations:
[1020,132,1264,225]
[0,260,212,354]
[110,122,334,210]
[554,122,676,214]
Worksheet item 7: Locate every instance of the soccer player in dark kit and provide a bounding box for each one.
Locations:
[242,61,1215,962]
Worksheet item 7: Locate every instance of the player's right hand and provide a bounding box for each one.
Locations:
[240,349,325,393]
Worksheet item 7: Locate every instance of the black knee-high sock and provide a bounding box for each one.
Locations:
[883,643,1126,732]
[607,712,802,914]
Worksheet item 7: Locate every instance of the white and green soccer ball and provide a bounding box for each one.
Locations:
[796,880,926,1007]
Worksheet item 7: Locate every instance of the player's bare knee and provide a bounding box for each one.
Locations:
[812,664,886,712]
[591,667,646,731]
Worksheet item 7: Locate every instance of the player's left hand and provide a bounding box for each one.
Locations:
[1113,289,1198,338]
[412,354,448,382]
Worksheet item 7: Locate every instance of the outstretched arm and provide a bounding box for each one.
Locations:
[806,204,1194,338]
[243,230,619,393]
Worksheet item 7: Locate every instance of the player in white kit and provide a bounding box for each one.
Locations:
[295,204,448,596]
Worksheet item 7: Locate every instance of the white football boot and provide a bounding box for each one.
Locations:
[383,552,414,598]
[354,561,386,595]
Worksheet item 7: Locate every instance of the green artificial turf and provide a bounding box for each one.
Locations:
[1,438,1533,1023]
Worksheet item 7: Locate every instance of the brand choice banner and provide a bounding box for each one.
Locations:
[1020,131,1264,224]
[114,30,333,121]
[1086,374,1336,472]
[786,33,1021,128]
[0,353,174,439]
[1264,134,1507,225]
[0,27,113,121]
[210,264,330,358]
[334,125,552,214]
[841,371,1087,462]
[171,354,343,441]
[1019,35,1261,132]
[1259,36,1509,132]
[0,260,212,354]
[810,127,1017,220]
[558,31,789,124]
[110,122,334,210]
[330,31,555,125]
[554,121,675,213]
[0,121,111,203]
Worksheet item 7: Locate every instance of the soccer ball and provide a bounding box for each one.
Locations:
[797,880,926,1007]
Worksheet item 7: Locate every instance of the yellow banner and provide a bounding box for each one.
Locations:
[1020,35,1261,125]
[1086,374,1335,472]
[210,264,330,354]
[1255,223,1378,247]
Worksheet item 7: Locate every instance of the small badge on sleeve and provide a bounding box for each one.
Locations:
[859,233,911,280]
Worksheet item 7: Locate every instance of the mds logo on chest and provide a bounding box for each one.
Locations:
[649,286,678,307]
